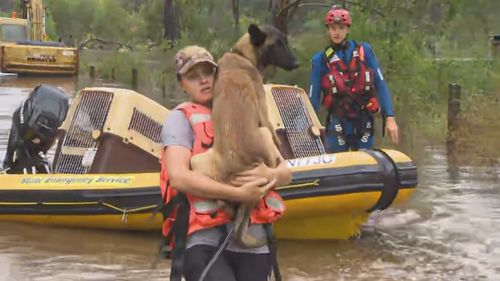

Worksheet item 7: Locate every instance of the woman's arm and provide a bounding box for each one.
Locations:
[164,145,273,203]
[267,154,291,187]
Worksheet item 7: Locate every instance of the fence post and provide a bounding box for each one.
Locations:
[161,71,166,98]
[447,83,461,147]
[132,68,138,90]
[89,65,96,82]
[492,35,500,58]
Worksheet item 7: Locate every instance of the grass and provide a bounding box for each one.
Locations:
[77,49,500,166]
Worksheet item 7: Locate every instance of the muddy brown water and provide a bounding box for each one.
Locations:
[1,76,499,281]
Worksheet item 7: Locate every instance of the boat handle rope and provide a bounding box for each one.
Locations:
[0,180,321,220]
[0,201,158,220]
[122,209,128,222]
[278,179,320,189]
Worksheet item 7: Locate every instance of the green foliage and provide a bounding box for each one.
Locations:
[0,0,15,13]
[91,0,131,41]
[45,0,98,43]
[80,50,145,84]
[43,0,500,143]
[45,0,145,44]
[138,0,164,43]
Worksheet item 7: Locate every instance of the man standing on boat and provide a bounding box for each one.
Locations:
[309,6,399,152]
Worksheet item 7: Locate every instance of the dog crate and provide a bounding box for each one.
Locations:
[53,88,168,174]
[264,84,326,159]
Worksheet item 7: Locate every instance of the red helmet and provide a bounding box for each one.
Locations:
[324,6,351,26]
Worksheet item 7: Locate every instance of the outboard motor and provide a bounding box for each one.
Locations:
[2,85,69,174]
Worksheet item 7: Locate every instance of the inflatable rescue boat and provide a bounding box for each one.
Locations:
[0,85,417,239]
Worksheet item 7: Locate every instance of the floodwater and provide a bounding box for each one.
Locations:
[1,77,499,281]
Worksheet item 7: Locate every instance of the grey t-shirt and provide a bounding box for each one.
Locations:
[161,110,269,254]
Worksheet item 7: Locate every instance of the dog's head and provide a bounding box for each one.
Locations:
[236,24,300,71]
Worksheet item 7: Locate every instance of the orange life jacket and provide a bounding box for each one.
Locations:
[320,43,380,118]
[160,102,285,238]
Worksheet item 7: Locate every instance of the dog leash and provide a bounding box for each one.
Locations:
[198,225,235,281]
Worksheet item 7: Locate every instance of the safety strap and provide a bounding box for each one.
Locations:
[352,110,374,139]
[325,103,347,138]
[169,193,190,281]
[382,112,387,138]
[325,105,335,134]
[152,191,190,281]
[197,224,281,281]
[152,179,175,220]
[264,223,282,281]
[151,190,175,265]
[323,50,344,134]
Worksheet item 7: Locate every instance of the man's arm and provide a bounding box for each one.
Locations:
[362,43,395,117]
[362,43,399,144]
[309,52,325,113]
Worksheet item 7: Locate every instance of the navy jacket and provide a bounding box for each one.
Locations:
[309,40,395,117]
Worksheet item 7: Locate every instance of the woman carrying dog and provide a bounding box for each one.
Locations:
[309,6,399,152]
[160,45,290,281]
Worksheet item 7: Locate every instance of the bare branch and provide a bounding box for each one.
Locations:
[281,0,386,18]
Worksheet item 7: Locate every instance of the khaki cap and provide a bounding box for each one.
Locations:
[174,45,217,75]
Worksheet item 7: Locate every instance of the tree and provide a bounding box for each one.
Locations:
[232,0,240,28]
[270,0,288,34]
[164,0,177,42]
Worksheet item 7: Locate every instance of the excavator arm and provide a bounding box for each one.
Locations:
[20,0,46,41]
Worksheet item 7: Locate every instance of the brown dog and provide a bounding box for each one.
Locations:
[191,24,299,248]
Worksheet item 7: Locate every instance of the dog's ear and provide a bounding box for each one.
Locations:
[248,24,266,46]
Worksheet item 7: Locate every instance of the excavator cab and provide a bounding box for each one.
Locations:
[0,18,28,43]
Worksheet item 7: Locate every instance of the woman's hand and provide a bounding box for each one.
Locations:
[385,116,399,144]
[230,160,292,188]
[230,163,272,186]
[235,178,277,204]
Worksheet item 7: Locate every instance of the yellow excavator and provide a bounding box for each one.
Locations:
[0,0,78,76]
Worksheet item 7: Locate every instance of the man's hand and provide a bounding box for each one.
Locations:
[385,116,399,144]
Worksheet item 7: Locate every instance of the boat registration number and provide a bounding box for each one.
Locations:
[287,155,335,168]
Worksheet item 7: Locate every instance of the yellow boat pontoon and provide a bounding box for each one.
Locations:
[0,85,417,240]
